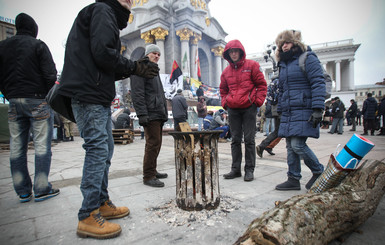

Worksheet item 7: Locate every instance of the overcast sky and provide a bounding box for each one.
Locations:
[1,0,384,86]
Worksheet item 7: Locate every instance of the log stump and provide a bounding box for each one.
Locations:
[235,159,385,245]
[169,130,222,211]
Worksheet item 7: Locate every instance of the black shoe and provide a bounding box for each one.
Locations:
[265,148,275,155]
[70,136,74,141]
[244,172,254,182]
[327,132,334,134]
[144,178,164,187]
[223,171,242,179]
[155,172,168,179]
[34,188,60,202]
[349,129,356,131]
[361,133,368,136]
[256,145,263,158]
[305,173,321,190]
[275,177,300,191]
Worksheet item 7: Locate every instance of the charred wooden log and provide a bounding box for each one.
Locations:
[235,159,385,245]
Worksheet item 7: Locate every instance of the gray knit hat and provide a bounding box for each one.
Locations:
[145,44,161,56]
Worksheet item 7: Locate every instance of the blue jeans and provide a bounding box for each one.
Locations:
[264,117,275,135]
[213,125,229,138]
[285,136,324,180]
[8,98,53,196]
[198,117,204,131]
[228,105,257,173]
[72,101,113,221]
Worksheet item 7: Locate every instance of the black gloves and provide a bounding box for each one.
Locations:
[134,57,159,79]
[139,116,149,126]
[308,108,324,128]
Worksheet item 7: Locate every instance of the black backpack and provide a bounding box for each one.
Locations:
[299,51,332,99]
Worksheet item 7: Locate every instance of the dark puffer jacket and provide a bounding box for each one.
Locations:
[362,97,378,120]
[130,75,168,122]
[59,2,136,106]
[0,13,57,100]
[277,47,325,138]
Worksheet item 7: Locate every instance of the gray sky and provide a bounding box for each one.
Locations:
[1,0,384,85]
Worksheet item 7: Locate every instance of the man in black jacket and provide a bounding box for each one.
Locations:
[362,93,378,136]
[58,0,159,239]
[0,13,60,203]
[348,99,358,131]
[328,97,345,134]
[131,44,169,188]
[172,89,188,130]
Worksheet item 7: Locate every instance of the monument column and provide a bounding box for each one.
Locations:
[151,27,169,74]
[335,60,341,92]
[190,33,202,80]
[211,46,224,88]
[348,58,355,91]
[176,28,194,76]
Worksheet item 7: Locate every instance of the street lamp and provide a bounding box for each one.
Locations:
[264,44,277,73]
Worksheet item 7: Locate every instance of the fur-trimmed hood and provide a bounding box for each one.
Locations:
[275,30,307,62]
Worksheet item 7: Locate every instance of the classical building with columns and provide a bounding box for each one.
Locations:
[119,0,227,91]
[251,39,360,106]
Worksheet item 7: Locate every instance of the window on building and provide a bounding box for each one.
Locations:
[372,91,375,96]
[379,90,382,96]
[6,27,15,39]
[360,92,363,96]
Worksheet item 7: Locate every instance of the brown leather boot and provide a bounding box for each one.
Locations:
[77,209,121,239]
[99,200,130,220]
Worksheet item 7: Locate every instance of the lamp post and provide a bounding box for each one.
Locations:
[263,44,278,73]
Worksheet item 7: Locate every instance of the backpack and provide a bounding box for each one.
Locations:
[299,51,332,99]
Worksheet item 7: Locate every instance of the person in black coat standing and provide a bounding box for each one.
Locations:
[58,0,160,239]
[378,96,385,135]
[348,99,358,131]
[172,89,188,130]
[362,93,378,136]
[131,44,169,188]
[0,13,59,203]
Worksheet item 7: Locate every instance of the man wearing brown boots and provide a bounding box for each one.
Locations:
[60,0,159,239]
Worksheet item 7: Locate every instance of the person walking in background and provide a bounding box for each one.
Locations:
[256,77,281,158]
[197,96,207,131]
[348,99,358,131]
[172,89,188,131]
[131,44,169,188]
[328,97,345,135]
[274,30,325,191]
[61,115,75,141]
[361,93,378,136]
[58,0,159,239]
[0,13,60,203]
[378,95,385,136]
[220,39,267,182]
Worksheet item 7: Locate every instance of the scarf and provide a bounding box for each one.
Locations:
[98,0,131,30]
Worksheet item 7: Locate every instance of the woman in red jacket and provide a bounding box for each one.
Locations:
[220,40,267,182]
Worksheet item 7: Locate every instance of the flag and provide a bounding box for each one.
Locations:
[170,60,183,84]
[195,49,201,81]
[182,52,188,70]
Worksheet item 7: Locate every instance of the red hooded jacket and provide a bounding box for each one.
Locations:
[220,40,267,109]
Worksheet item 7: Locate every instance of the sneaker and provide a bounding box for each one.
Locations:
[99,200,130,220]
[256,145,264,158]
[34,188,60,202]
[275,177,301,191]
[244,172,254,182]
[77,209,121,239]
[305,173,321,190]
[144,178,165,187]
[155,172,168,179]
[223,171,242,179]
[19,193,32,203]
[265,148,275,155]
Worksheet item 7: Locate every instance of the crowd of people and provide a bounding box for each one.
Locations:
[1,0,385,240]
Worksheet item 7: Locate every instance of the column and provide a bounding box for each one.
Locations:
[151,27,169,74]
[190,33,201,79]
[140,31,154,45]
[335,60,341,92]
[211,46,224,88]
[348,58,355,91]
[176,28,194,76]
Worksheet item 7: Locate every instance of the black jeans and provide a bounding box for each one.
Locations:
[228,105,257,173]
